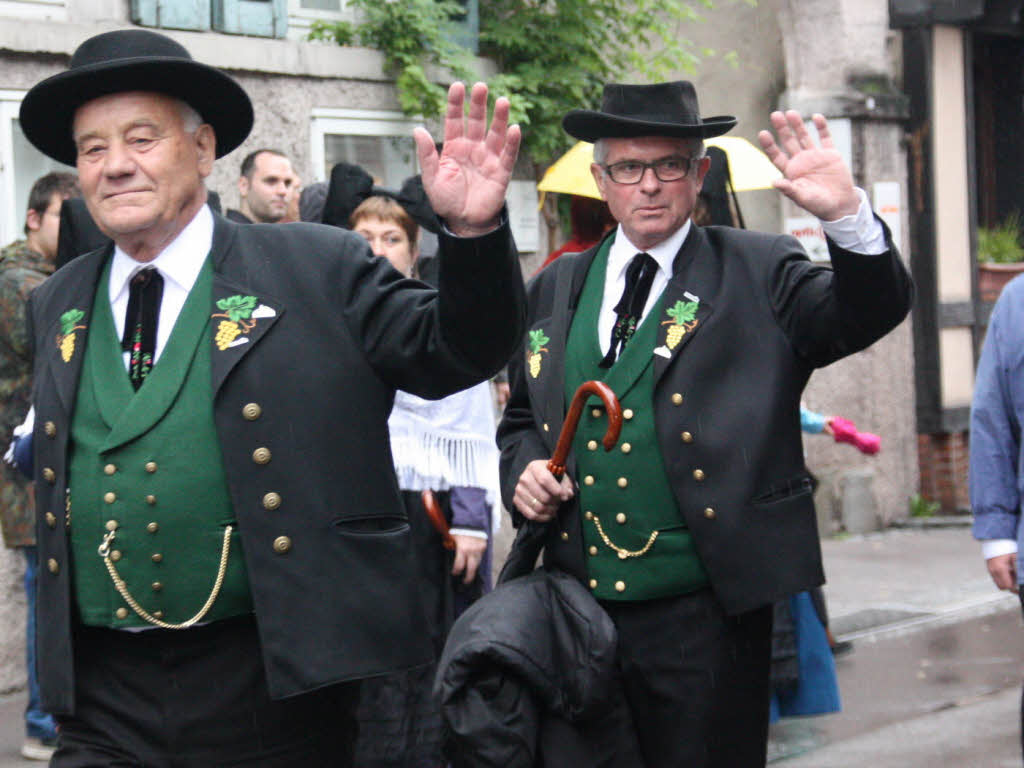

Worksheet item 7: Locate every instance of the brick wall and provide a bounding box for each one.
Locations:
[917,431,970,513]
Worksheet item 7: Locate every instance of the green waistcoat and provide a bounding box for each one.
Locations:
[565,239,708,601]
[69,256,252,628]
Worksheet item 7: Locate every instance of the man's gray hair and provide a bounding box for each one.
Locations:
[592,137,706,166]
[177,100,203,134]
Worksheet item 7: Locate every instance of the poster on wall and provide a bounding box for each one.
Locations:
[786,217,829,262]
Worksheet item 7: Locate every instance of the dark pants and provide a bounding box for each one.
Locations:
[601,589,773,768]
[54,615,360,767]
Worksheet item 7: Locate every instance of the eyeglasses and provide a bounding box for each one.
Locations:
[600,155,696,184]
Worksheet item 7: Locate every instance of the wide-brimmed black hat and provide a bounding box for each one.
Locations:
[563,81,736,142]
[20,29,253,166]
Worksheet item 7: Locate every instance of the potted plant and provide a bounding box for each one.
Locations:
[977,212,1024,301]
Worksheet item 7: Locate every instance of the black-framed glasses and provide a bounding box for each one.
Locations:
[600,155,695,184]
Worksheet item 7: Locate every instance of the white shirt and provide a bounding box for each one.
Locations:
[597,187,887,347]
[109,205,214,370]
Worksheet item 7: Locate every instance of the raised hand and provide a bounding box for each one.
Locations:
[414,81,521,237]
[757,111,860,221]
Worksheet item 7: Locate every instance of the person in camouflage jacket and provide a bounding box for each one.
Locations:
[0,170,78,761]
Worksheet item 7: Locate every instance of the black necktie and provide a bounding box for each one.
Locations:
[121,268,163,389]
[599,252,658,368]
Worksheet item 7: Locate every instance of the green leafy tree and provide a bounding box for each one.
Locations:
[311,0,752,166]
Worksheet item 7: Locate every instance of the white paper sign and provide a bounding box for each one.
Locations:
[506,180,540,253]
[786,217,830,262]
[872,181,902,253]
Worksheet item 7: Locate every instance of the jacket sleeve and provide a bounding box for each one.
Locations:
[769,217,913,368]
[970,290,1022,542]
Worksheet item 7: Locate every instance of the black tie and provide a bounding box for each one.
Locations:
[121,268,163,390]
[599,252,658,368]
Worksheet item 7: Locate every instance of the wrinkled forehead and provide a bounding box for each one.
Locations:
[603,135,694,160]
[71,90,188,139]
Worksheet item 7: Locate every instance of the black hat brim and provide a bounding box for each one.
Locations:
[20,56,254,166]
[563,111,737,143]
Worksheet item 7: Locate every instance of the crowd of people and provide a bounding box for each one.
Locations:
[11,22,1023,768]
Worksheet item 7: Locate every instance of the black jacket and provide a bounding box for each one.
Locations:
[436,569,644,767]
[29,213,524,714]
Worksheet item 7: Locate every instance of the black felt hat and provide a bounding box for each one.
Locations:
[20,29,254,166]
[563,81,736,142]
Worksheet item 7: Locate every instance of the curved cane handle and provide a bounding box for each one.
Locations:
[421,490,456,550]
[547,381,622,479]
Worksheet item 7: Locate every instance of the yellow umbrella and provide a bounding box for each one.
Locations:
[536,137,781,204]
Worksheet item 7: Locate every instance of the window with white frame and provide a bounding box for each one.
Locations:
[310,108,419,188]
[0,92,75,248]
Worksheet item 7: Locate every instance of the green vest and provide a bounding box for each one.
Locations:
[69,257,252,628]
[565,239,708,601]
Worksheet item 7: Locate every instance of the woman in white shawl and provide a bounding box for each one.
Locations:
[350,194,500,767]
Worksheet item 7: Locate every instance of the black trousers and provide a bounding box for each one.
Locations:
[53,615,360,767]
[601,589,773,768]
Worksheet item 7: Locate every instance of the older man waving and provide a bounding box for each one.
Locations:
[20,28,523,766]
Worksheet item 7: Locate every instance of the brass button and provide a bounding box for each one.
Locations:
[110,550,122,562]
[587,440,598,451]
[151,582,163,592]
[681,431,693,443]
[263,492,282,510]
[147,522,159,534]
[623,408,634,420]
[45,512,56,529]
[105,519,118,531]
[589,545,598,556]
[104,492,116,504]
[151,553,162,563]
[47,558,58,574]
[693,469,705,481]
[671,393,684,405]
[617,477,628,488]
[44,421,56,438]
[146,495,157,505]
[589,579,598,589]
[591,408,602,418]
[115,607,128,619]
[144,461,157,474]
[273,535,292,554]
[583,475,595,486]
[252,447,272,465]
[560,531,569,541]
[615,512,627,524]
[104,464,117,475]
[584,510,594,520]
[42,468,55,484]
[543,423,550,432]
[621,443,632,454]
[242,403,262,420]
[615,580,626,592]
[704,507,716,519]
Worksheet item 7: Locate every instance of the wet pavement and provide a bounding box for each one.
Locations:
[0,524,1020,766]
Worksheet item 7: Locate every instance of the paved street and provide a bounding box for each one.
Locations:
[0,524,1020,766]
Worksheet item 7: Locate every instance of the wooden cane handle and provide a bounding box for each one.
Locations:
[547,381,622,479]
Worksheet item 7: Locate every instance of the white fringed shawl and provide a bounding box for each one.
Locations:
[388,381,501,534]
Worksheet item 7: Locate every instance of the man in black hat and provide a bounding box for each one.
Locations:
[497,81,912,765]
[20,28,523,766]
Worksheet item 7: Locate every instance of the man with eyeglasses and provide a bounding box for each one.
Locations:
[497,81,912,765]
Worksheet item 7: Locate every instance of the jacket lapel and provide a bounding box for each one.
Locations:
[44,247,111,416]
[527,247,596,451]
[208,219,284,395]
[653,227,716,385]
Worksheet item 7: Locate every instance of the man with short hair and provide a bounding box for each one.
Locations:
[226,148,295,224]
[0,170,79,761]
[497,81,912,765]
[19,28,522,766]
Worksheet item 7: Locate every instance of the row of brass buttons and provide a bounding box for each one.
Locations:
[243,403,289,556]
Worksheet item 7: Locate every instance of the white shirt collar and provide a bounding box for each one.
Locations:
[607,219,692,281]
[109,204,214,304]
